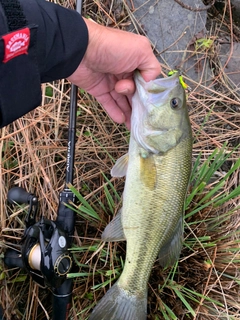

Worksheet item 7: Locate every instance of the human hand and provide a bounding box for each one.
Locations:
[67,18,161,129]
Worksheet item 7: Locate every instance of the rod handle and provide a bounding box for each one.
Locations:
[52,279,73,320]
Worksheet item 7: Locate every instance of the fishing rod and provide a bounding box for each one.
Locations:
[4,1,82,319]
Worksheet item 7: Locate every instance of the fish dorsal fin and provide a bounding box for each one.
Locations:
[101,209,126,242]
[140,152,157,190]
[158,216,183,268]
[111,153,129,177]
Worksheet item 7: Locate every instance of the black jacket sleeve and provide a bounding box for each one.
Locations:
[0,0,88,127]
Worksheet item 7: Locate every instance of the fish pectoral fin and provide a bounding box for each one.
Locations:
[158,216,183,268]
[111,153,129,177]
[102,209,126,242]
[140,154,157,190]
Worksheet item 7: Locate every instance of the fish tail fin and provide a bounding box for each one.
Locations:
[89,282,147,320]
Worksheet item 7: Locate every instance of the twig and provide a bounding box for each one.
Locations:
[174,0,215,12]
[193,246,217,320]
[209,0,234,87]
[157,28,188,55]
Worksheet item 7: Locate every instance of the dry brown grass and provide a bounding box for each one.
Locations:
[0,0,240,319]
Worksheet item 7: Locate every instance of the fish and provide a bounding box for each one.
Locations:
[89,71,192,320]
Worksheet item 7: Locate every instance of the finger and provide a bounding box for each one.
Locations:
[96,93,126,124]
[110,90,132,126]
[115,78,135,95]
[137,48,162,81]
[140,63,162,82]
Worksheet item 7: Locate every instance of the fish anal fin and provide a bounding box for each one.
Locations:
[158,216,183,268]
[111,153,129,177]
[102,209,126,242]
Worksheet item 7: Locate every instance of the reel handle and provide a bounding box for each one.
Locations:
[7,187,34,204]
[4,249,24,268]
[7,187,38,226]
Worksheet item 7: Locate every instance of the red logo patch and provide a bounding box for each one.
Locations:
[2,27,30,63]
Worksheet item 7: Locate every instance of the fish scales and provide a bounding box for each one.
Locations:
[119,136,192,293]
[89,71,192,320]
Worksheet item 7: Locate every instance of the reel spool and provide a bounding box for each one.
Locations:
[22,218,72,288]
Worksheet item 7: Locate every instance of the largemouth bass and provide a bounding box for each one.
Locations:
[89,71,192,320]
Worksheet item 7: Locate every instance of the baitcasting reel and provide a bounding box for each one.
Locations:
[4,187,73,289]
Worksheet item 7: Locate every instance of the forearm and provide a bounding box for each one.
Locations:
[0,0,88,127]
[18,0,88,82]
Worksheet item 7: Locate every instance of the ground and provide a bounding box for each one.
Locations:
[0,1,240,319]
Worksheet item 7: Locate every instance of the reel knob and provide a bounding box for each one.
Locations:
[7,187,37,205]
[4,248,24,268]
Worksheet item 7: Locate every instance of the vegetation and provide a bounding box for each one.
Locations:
[0,0,239,319]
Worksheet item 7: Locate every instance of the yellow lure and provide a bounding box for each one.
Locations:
[168,70,190,91]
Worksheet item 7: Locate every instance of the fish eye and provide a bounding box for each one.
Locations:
[170,98,180,109]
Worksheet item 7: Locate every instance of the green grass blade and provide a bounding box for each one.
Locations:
[172,285,196,317]
[67,183,100,220]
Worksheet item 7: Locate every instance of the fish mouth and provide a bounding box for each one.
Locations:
[135,71,180,92]
[135,71,181,109]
